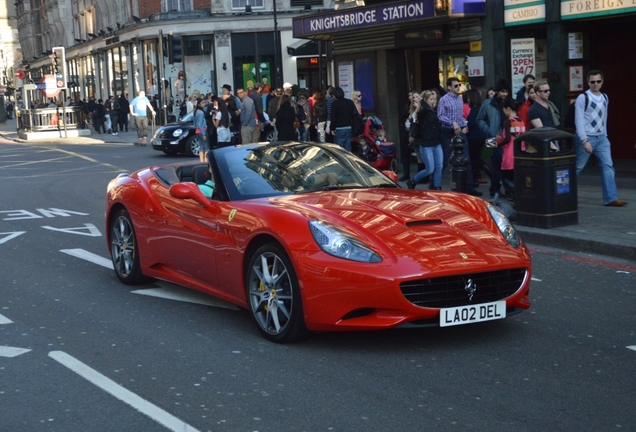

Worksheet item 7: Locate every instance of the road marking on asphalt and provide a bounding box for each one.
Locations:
[44,223,102,237]
[0,313,13,324]
[48,351,201,432]
[132,282,240,310]
[0,346,32,357]
[627,346,636,352]
[60,248,113,269]
[0,231,26,244]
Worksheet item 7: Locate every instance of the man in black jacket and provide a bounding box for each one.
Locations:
[325,86,355,151]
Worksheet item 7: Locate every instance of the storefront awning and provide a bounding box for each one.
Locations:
[287,39,319,57]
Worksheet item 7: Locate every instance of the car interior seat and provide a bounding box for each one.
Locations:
[191,164,211,185]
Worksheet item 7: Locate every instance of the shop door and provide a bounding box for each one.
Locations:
[594,22,635,159]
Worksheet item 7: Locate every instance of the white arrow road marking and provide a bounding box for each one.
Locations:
[627,346,636,352]
[0,231,26,244]
[60,248,113,269]
[0,313,13,324]
[132,282,240,310]
[48,351,200,432]
[43,223,102,237]
[531,277,541,282]
[0,346,32,357]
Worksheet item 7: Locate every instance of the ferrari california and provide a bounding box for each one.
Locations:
[106,141,531,342]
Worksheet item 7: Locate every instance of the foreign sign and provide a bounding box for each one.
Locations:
[510,38,535,95]
[561,0,636,20]
[23,83,36,90]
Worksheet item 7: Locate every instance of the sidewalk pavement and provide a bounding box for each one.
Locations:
[1,117,634,261]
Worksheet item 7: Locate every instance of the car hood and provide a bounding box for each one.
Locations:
[273,189,524,269]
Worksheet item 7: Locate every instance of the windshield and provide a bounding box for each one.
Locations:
[214,142,397,200]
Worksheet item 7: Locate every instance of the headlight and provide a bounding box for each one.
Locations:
[309,220,382,263]
[172,128,183,137]
[487,204,521,248]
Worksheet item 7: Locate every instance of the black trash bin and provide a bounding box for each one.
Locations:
[513,127,578,228]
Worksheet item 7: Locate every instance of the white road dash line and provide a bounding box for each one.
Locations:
[0,346,32,357]
[60,248,113,269]
[627,346,636,352]
[133,282,240,310]
[0,313,13,325]
[48,351,200,432]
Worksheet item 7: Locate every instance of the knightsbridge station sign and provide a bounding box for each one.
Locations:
[293,1,440,38]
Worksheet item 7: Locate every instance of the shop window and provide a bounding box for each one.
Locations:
[232,32,277,92]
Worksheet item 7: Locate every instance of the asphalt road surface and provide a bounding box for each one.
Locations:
[1,141,635,431]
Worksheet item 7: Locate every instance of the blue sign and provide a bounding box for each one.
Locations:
[293,0,435,38]
[556,168,571,195]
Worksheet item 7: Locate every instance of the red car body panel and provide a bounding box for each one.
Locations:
[106,160,531,333]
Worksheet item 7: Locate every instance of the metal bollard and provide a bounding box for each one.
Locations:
[449,134,468,193]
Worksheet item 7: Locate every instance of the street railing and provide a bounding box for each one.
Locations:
[20,107,86,131]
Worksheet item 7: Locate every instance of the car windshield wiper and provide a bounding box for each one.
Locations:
[312,184,366,192]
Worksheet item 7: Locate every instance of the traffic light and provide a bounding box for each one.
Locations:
[51,46,68,90]
[167,34,182,64]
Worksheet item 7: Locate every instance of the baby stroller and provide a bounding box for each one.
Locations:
[363,116,397,171]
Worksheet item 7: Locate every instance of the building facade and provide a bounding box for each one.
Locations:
[14,0,328,119]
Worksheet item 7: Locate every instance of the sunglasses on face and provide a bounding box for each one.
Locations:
[538,89,551,93]
[589,80,603,84]
[452,84,461,88]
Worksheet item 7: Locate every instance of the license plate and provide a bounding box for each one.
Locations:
[439,301,506,327]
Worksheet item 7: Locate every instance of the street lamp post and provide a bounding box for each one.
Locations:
[272,0,280,88]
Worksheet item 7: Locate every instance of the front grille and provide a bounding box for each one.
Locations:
[400,268,527,308]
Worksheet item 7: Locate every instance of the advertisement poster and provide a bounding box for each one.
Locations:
[338,61,354,99]
[468,56,484,77]
[242,62,271,92]
[569,65,584,92]
[510,38,535,96]
[568,32,584,59]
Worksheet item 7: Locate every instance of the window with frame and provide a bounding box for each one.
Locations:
[231,0,264,9]
[165,0,193,12]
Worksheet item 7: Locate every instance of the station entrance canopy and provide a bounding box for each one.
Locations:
[293,0,485,40]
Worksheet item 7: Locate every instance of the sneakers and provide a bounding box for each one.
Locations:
[605,200,627,207]
[406,179,416,190]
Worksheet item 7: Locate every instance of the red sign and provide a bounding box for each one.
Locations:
[39,75,61,98]
[16,69,26,80]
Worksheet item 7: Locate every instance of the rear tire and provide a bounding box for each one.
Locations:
[109,209,150,285]
[246,244,308,343]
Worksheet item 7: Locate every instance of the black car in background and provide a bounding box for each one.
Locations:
[151,113,277,157]
[151,113,201,157]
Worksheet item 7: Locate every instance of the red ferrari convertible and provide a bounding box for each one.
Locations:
[106,142,531,342]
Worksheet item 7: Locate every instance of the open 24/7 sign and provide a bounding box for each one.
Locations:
[511,38,535,96]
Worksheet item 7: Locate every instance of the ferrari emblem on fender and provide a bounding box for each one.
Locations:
[464,278,477,301]
[229,209,237,222]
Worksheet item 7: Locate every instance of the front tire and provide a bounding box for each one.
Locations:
[186,135,201,157]
[110,209,150,285]
[246,244,308,343]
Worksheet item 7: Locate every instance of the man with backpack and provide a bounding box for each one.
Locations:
[574,69,627,207]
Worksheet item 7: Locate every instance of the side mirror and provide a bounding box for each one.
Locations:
[169,182,211,208]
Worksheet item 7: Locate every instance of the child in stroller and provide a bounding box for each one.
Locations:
[362,116,396,171]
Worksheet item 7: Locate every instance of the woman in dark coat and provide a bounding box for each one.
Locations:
[275,94,297,141]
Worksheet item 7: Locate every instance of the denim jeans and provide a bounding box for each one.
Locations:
[413,144,443,188]
[334,126,352,152]
[575,134,618,204]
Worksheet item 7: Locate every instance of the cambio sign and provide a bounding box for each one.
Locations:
[504,0,546,26]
